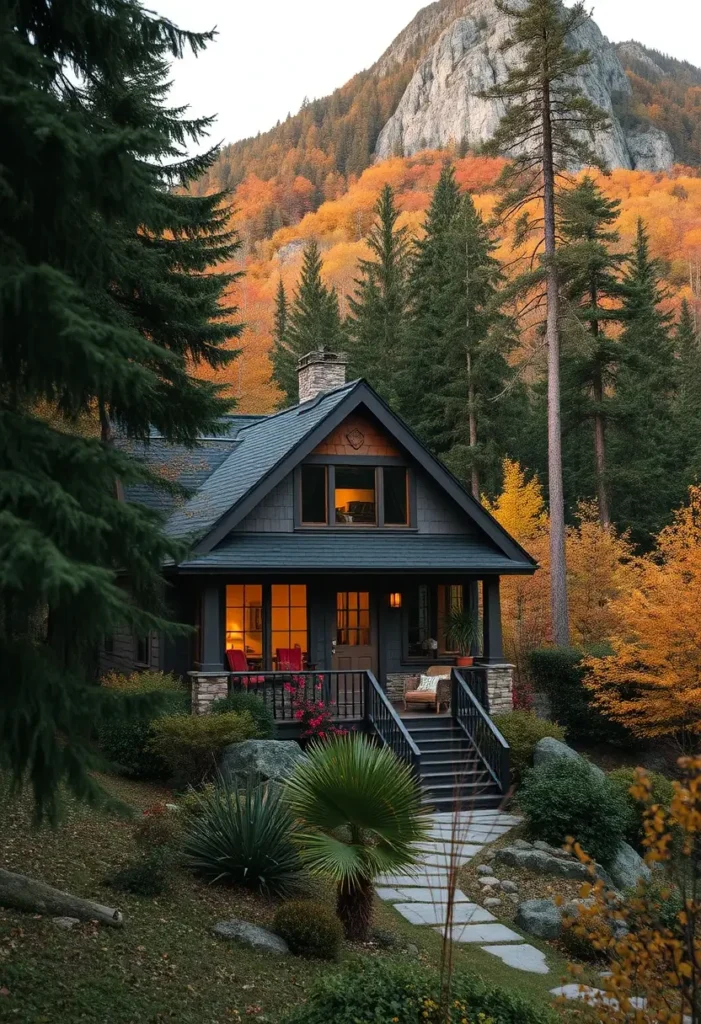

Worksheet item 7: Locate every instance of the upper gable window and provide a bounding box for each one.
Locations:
[335,466,376,525]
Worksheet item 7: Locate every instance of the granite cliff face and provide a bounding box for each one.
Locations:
[374,0,674,172]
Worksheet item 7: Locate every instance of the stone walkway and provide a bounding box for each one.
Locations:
[376,809,550,975]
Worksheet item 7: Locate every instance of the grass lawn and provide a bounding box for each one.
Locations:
[0,774,580,1024]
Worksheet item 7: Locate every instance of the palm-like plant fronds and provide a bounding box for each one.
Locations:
[183,774,307,897]
[286,734,431,937]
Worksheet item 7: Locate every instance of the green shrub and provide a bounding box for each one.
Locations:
[147,712,257,787]
[282,958,558,1024]
[527,646,631,744]
[97,687,190,779]
[520,757,628,865]
[133,803,183,850]
[273,900,343,960]
[183,775,307,897]
[212,690,274,739]
[106,850,171,896]
[608,767,675,849]
[102,670,182,692]
[492,711,565,781]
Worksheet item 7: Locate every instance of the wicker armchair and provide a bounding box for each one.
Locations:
[403,666,452,713]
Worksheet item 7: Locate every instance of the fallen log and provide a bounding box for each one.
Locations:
[0,868,124,927]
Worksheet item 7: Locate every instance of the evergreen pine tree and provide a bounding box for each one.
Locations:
[675,298,701,484]
[608,220,678,546]
[0,0,242,816]
[346,184,411,402]
[482,0,611,644]
[558,176,625,525]
[271,241,344,406]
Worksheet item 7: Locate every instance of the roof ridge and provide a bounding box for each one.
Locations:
[234,378,362,436]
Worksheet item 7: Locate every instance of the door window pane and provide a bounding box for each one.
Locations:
[384,466,409,525]
[272,583,308,667]
[301,465,327,524]
[337,592,371,646]
[437,585,464,654]
[226,584,263,661]
[335,467,376,524]
[407,585,434,657]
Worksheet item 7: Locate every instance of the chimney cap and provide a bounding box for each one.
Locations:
[297,350,348,370]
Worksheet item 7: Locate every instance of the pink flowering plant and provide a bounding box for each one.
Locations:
[283,675,344,741]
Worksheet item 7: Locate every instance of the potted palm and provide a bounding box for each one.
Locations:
[445,606,478,667]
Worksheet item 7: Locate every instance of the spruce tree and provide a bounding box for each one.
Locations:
[558,177,625,525]
[675,299,701,484]
[482,0,611,645]
[346,184,411,402]
[1,0,242,816]
[271,241,344,406]
[608,220,678,546]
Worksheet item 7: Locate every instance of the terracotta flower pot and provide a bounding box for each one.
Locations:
[456,656,474,667]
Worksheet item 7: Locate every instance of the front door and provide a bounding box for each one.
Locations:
[332,590,377,673]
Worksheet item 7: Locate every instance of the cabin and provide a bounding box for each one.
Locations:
[104,351,537,807]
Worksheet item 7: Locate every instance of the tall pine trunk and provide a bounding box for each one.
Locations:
[589,282,610,527]
[467,352,479,499]
[542,79,570,646]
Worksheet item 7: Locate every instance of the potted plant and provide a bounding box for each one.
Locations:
[445,607,478,667]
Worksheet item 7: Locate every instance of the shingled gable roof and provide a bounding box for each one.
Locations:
[165,379,536,572]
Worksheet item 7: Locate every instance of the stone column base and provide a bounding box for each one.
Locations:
[483,664,514,715]
[385,672,420,705]
[189,672,229,715]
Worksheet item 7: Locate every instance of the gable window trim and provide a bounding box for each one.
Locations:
[295,464,415,530]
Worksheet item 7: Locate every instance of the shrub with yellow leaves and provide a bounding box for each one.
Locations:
[559,756,701,1024]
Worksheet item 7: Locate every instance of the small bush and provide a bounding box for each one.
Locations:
[212,690,274,739]
[520,757,628,865]
[492,711,565,781]
[273,900,343,960]
[282,958,557,1024]
[527,646,630,744]
[102,670,182,692]
[97,687,190,779]
[183,775,306,897]
[178,784,215,817]
[608,768,675,849]
[106,851,170,896]
[147,711,257,786]
[133,803,182,850]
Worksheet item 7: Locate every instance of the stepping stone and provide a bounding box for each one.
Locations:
[483,944,550,975]
[550,985,619,1008]
[421,851,477,868]
[376,886,471,903]
[375,872,449,887]
[394,902,495,926]
[435,922,522,944]
[414,841,483,856]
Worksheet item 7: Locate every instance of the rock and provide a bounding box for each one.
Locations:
[484,897,502,908]
[500,880,518,893]
[374,0,674,172]
[53,916,80,930]
[515,899,563,940]
[212,919,289,956]
[483,849,497,861]
[532,738,606,783]
[533,840,571,858]
[219,740,307,786]
[477,864,494,876]
[478,876,501,888]
[406,943,420,956]
[507,894,519,904]
[608,842,651,892]
[495,846,589,880]
[512,839,534,851]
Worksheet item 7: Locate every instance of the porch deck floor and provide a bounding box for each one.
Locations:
[391,704,452,720]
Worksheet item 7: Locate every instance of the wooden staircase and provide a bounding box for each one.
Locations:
[402,716,505,810]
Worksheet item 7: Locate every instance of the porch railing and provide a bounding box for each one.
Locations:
[364,670,421,777]
[451,668,511,794]
[227,669,421,775]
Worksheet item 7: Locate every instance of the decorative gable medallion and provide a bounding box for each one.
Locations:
[345,428,365,451]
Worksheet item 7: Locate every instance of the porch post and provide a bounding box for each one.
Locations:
[468,580,480,658]
[191,582,227,715]
[481,576,514,714]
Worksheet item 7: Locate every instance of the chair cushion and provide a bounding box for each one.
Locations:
[416,676,439,693]
[405,691,438,702]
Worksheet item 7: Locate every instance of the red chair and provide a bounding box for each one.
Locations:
[276,646,303,671]
[226,648,265,685]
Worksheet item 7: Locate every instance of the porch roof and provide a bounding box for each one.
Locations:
[176,532,535,574]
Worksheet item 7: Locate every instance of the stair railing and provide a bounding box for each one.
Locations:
[364,670,421,778]
[451,668,511,794]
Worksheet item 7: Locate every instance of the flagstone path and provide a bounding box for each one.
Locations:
[376,809,551,975]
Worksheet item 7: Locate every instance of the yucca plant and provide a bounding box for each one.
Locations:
[182,775,307,897]
[285,734,431,940]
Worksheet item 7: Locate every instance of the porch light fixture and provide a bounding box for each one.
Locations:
[389,592,402,609]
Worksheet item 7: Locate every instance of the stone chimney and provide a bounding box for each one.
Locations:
[297,350,347,403]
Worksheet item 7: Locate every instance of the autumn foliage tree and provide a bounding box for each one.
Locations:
[585,486,701,750]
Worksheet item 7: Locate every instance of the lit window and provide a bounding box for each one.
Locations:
[335,466,376,524]
[384,466,409,525]
[301,465,327,524]
[226,584,263,661]
[271,584,308,666]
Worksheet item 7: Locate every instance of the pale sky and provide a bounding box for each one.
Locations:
[150,0,701,150]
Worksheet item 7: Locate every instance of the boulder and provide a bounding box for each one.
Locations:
[500,880,518,893]
[478,876,501,888]
[515,899,563,940]
[495,846,589,879]
[608,842,651,892]
[53,916,80,930]
[219,740,307,785]
[212,919,289,956]
[477,864,494,876]
[533,737,606,782]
